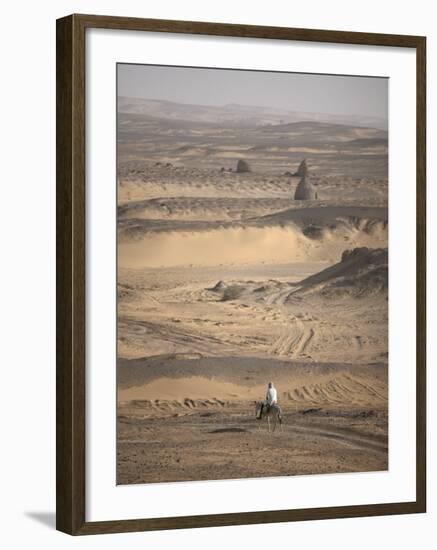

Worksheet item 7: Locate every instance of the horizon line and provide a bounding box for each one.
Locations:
[117,95,388,123]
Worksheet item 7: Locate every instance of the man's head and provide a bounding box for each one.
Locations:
[268,382,273,388]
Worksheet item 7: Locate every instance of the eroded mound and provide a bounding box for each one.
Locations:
[296,247,388,298]
[208,247,388,303]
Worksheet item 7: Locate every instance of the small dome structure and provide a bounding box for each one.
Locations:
[236,159,251,173]
[294,176,318,200]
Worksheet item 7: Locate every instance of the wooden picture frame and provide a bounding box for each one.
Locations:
[56,13,426,535]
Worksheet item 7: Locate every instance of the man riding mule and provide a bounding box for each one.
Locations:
[255,382,283,432]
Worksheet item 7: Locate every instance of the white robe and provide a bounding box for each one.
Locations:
[266,386,277,405]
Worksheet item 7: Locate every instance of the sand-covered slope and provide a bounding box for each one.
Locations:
[210,247,388,302]
[293,247,388,298]
[117,247,388,365]
[118,355,387,409]
[118,206,387,270]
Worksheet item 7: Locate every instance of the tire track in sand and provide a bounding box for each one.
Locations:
[270,315,315,358]
[287,422,388,455]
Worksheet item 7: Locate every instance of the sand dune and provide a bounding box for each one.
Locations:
[118,355,387,409]
[119,226,304,267]
[118,196,297,221]
[257,205,387,226]
[118,218,387,268]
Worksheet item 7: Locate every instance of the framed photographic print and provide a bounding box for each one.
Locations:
[56,14,426,535]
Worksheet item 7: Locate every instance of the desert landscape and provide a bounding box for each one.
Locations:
[116,71,389,485]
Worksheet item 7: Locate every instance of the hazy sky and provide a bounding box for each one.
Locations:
[118,63,388,121]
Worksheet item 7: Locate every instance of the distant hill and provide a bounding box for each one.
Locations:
[260,119,386,137]
[118,96,388,130]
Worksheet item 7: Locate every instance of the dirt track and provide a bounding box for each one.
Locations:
[117,404,388,485]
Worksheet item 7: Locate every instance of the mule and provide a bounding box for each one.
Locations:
[255,401,283,432]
